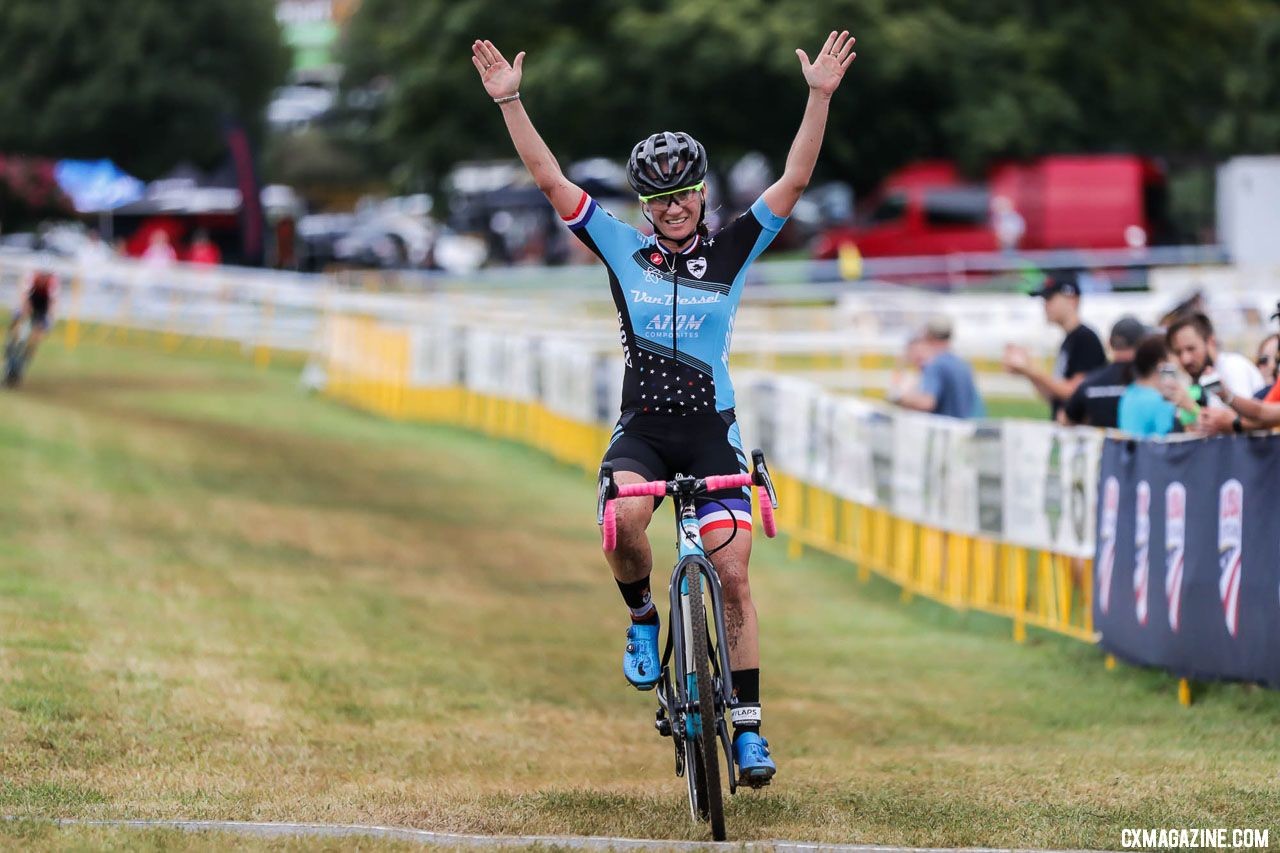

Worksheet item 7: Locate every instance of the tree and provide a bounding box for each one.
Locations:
[345,0,1280,196]
[0,0,290,179]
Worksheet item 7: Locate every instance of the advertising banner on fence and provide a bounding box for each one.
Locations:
[1094,435,1280,687]
[1001,422,1102,558]
[367,324,1112,559]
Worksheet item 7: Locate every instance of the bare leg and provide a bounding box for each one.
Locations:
[702,526,757,670]
[603,470,656,584]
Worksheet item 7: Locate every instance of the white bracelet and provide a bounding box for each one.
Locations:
[493,92,520,104]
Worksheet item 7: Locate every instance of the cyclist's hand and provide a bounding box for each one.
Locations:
[796,30,856,97]
[472,39,524,100]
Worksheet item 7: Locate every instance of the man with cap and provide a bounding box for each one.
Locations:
[888,315,985,419]
[1003,272,1107,420]
[1060,316,1146,428]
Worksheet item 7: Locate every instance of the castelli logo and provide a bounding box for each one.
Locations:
[650,252,663,265]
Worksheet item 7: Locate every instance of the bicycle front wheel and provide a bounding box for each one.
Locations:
[684,561,725,841]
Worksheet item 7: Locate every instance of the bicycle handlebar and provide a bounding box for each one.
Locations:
[600,471,777,552]
[614,481,669,498]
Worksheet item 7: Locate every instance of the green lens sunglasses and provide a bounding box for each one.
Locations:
[638,181,705,205]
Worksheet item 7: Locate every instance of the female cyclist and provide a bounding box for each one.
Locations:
[472,30,856,787]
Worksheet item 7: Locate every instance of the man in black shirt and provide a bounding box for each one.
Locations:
[1003,273,1108,419]
[1061,316,1146,427]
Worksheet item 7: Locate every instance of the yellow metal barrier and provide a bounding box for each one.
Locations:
[322,314,1098,646]
[720,469,1095,643]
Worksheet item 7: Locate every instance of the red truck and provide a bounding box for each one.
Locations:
[813,155,1169,259]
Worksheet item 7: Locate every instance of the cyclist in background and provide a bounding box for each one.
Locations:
[472,30,856,787]
[7,266,59,369]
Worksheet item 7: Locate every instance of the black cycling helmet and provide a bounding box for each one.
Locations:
[627,131,708,197]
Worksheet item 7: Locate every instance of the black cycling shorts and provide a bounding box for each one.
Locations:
[602,409,752,536]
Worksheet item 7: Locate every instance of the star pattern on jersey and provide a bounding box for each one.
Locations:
[636,351,714,414]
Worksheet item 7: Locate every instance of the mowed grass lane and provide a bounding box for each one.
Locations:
[0,341,1278,850]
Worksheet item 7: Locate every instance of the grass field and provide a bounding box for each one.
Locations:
[1,341,1278,851]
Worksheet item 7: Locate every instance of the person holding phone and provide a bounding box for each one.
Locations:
[1119,335,1199,437]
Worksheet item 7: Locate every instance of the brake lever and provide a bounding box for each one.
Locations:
[750,449,779,509]
[596,463,617,526]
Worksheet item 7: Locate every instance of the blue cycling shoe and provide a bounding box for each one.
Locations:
[734,731,776,787]
[623,618,661,690]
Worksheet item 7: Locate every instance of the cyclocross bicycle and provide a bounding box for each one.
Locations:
[3,316,33,388]
[596,449,779,842]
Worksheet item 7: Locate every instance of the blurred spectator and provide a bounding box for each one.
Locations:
[887,316,985,419]
[142,229,176,270]
[1003,273,1107,420]
[1253,333,1277,398]
[1158,291,1206,329]
[991,195,1025,253]
[1118,335,1197,438]
[1165,312,1264,409]
[274,218,298,270]
[1194,330,1280,434]
[188,229,221,266]
[1062,316,1146,428]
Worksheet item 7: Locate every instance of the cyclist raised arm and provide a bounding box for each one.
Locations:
[762,30,856,219]
[471,40,584,218]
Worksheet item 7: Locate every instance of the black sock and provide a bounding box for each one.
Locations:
[616,576,657,622]
[731,668,761,738]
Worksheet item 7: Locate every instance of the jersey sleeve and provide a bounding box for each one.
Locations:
[562,192,645,270]
[713,194,789,269]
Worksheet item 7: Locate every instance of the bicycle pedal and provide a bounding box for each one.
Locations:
[739,769,774,789]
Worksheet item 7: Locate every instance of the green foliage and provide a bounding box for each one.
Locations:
[345,0,1280,191]
[0,0,290,179]
[0,155,73,230]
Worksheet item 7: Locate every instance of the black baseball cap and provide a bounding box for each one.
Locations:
[1109,316,1148,349]
[1029,271,1081,299]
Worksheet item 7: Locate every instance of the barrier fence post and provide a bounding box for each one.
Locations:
[255,291,275,369]
[1011,546,1028,643]
[64,274,83,351]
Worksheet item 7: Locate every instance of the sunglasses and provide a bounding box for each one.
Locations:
[639,181,705,207]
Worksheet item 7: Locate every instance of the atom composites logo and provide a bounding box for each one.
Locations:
[1217,479,1244,637]
[1165,482,1186,632]
[1098,476,1120,614]
[1133,481,1151,626]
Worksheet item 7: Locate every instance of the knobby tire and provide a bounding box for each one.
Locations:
[685,562,725,841]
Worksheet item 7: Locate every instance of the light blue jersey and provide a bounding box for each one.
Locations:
[564,192,786,415]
